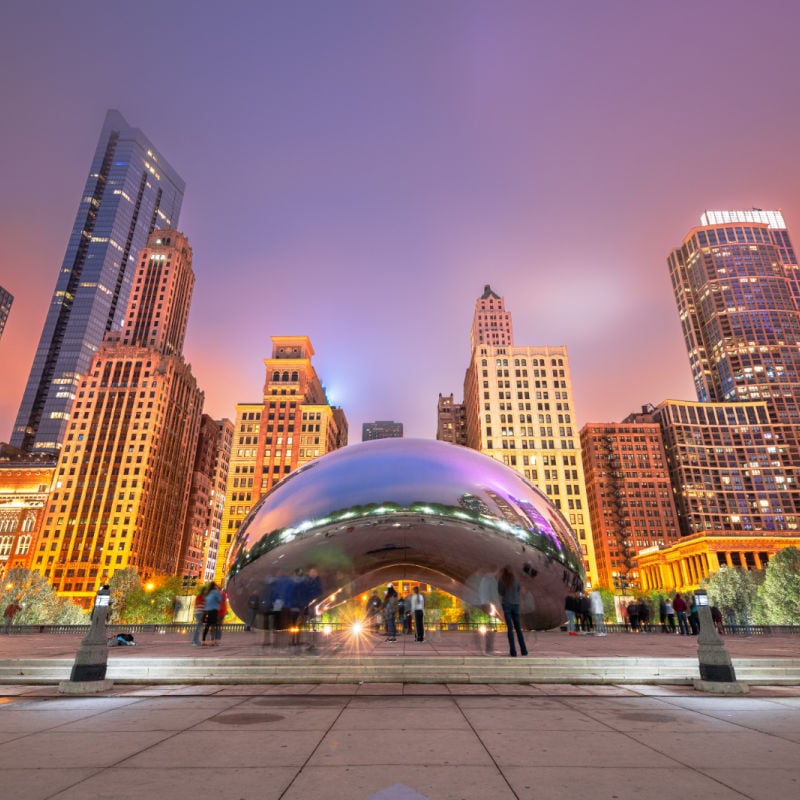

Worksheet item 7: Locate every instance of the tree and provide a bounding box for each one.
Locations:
[0,568,85,624]
[108,568,142,623]
[758,547,800,624]
[703,566,759,625]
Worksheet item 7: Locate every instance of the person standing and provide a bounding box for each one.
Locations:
[564,592,578,635]
[664,597,676,633]
[202,582,223,645]
[589,590,606,636]
[3,601,22,634]
[384,585,398,642]
[409,585,425,642]
[673,592,690,635]
[214,589,228,645]
[191,585,208,646]
[498,566,528,657]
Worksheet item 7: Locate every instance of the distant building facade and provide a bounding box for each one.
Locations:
[436,393,467,445]
[0,286,12,340]
[0,446,55,577]
[458,285,598,587]
[580,414,681,592]
[214,336,348,584]
[12,110,184,454]
[362,420,403,441]
[29,231,203,607]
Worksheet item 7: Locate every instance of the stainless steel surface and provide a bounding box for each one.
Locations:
[225,439,585,629]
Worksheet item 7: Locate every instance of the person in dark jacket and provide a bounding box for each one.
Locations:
[498,566,528,657]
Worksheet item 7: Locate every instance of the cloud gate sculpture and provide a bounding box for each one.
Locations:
[225,438,585,630]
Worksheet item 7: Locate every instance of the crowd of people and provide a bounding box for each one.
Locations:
[367,584,427,642]
[564,590,724,636]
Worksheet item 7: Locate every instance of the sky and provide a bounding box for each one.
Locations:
[2,1,800,442]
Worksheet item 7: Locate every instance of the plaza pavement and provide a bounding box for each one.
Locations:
[0,628,799,800]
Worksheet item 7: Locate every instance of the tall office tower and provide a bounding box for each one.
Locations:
[461,285,598,587]
[470,284,514,351]
[436,393,467,445]
[29,231,202,607]
[178,415,234,581]
[202,417,234,581]
[0,447,55,577]
[214,336,348,584]
[580,413,680,592]
[178,415,221,581]
[12,110,184,454]
[362,420,403,441]
[0,286,12,340]
[669,210,800,436]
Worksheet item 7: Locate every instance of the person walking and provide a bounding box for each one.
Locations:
[3,601,22,634]
[202,582,223,645]
[498,565,528,657]
[409,585,425,642]
[589,590,606,636]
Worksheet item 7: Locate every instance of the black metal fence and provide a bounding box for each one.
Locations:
[4,621,800,636]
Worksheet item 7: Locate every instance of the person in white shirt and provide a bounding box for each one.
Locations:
[589,590,606,636]
[409,586,425,642]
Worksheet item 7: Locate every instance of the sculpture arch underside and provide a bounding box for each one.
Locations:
[224,439,585,631]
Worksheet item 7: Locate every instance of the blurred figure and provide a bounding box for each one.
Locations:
[202,582,222,645]
[565,592,578,635]
[498,566,528,657]
[3,600,21,634]
[367,591,383,633]
[214,588,229,644]
[590,590,606,636]
[191,584,209,646]
[664,597,676,633]
[384,585,398,641]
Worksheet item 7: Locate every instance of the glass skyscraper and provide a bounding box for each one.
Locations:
[11,110,184,453]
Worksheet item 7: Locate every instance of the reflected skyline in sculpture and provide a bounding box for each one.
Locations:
[225,439,585,630]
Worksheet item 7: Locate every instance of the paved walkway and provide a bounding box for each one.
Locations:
[1,629,799,799]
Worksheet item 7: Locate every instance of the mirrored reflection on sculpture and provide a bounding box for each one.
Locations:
[225,438,585,630]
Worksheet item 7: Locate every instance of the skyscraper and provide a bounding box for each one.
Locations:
[668,210,800,429]
[214,336,348,584]
[460,285,598,587]
[30,231,202,606]
[0,286,12,340]
[362,420,403,441]
[12,110,184,454]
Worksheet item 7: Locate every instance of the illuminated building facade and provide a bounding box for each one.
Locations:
[202,417,234,581]
[214,336,348,584]
[436,393,467,445]
[637,532,800,593]
[12,110,184,454]
[178,414,233,583]
[669,209,800,442]
[0,285,12,340]
[30,231,203,607]
[362,420,403,441]
[649,399,799,536]
[0,447,55,577]
[460,285,598,588]
[580,414,681,592]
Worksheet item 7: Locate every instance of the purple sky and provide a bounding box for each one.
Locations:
[2,1,800,442]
